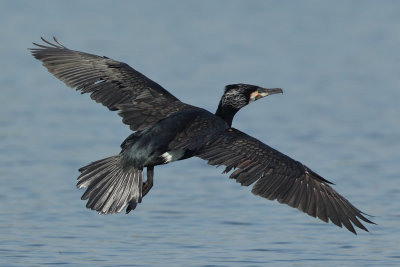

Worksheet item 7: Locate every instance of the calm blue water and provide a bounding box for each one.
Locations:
[1,1,399,266]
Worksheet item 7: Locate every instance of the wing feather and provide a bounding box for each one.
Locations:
[197,128,375,234]
[30,37,193,131]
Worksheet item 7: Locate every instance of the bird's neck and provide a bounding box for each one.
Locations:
[215,103,239,127]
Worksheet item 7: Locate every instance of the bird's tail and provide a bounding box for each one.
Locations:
[77,155,142,214]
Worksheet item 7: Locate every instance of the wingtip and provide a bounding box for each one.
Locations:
[53,36,65,47]
[360,210,376,218]
[31,36,65,49]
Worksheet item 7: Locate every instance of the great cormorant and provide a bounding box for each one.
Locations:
[30,37,374,234]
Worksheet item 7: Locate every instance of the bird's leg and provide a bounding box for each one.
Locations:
[138,168,143,203]
[142,166,154,197]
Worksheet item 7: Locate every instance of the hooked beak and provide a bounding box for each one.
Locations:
[250,88,283,102]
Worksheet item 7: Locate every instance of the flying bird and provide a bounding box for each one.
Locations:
[30,37,374,234]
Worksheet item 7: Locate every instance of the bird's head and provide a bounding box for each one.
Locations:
[216,84,283,126]
[221,84,283,109]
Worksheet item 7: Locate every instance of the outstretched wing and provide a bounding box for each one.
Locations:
[30,37,193,131]
[197,128,374,234]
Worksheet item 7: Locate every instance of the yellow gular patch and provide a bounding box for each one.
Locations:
[250,91,259,102]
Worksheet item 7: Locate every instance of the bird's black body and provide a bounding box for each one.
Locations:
[121,108,227,168]
[30,37,375,234]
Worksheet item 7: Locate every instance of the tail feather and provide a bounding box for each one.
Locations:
[81,166,118,201]
[111,173,133,211]
[86,168,123,210]
[77,156,117,190]
[116,171,141,212]
[77,155,142,214]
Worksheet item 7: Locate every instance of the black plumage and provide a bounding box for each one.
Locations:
[30,37,374,234]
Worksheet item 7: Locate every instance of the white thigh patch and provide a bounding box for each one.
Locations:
[161,152,173,163]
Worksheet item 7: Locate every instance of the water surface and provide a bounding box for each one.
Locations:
[1,1,399,266]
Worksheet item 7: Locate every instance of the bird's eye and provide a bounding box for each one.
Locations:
[257,88,262,93]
